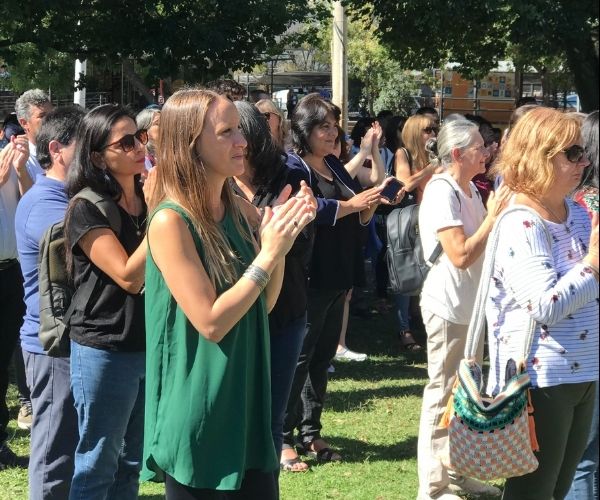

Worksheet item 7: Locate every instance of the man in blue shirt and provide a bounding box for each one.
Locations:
[15,106,85,499]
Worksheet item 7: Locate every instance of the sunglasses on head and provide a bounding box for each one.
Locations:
[103,129,148,152]
[423,126,439,134]
[562,144,586,163]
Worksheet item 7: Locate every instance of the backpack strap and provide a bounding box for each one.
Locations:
[72,187,122,235]
[422,176,462,268]
[60,271,98,331]
[62,189,123,334]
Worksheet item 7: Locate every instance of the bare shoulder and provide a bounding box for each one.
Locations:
[148,207,192,248]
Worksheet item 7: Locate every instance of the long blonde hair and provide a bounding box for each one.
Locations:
[491,107,582,197]
[153,88,254,288]
[401,114,435,172]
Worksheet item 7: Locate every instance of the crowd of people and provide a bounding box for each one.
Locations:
[0,81,597,500]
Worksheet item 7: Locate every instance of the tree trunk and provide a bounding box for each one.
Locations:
[514,64,523,104]
[121,59,154,104]
[563,36,599,112]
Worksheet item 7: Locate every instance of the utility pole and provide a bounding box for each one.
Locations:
[331,1,348,131]
[74,59,87,108]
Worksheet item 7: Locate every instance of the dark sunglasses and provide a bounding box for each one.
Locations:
[562,144,586,163]
[423,126,439,134]
[103,129,148,152]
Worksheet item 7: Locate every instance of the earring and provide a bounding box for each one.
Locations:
[102,168,110,183]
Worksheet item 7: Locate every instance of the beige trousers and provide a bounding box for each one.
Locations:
[417,309,483,498]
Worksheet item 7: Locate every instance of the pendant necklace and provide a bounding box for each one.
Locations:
[128,212,146,236]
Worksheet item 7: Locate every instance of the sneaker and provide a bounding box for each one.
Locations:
[0,442,26,470]
[417,489,463,500]
[328,364,335,373]
[448,475,501,497]
[17,402,33,431]
[334,347,367,362]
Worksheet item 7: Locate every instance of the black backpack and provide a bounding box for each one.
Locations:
[38,188,121,357]
[386,178,462,296]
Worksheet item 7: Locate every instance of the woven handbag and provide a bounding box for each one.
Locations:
[441,206,549,481]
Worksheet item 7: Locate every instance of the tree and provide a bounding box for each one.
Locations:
[0,0,328,92]
[373,70,420,116]
[342,0,599,111]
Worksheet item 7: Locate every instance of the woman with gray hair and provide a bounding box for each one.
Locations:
[135,106,160,169]
[416,118,510,500]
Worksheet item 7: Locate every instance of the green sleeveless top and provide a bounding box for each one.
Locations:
[142,202,277,490]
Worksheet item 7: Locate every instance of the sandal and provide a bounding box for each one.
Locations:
[303,438,342,463]
[399,330,422,351]
[280,456,309,472]
[280,445,310,472]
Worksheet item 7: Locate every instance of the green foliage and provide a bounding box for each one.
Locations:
[346,15,422,115]
[343,0,599,111]
[0,0,329,85]
[373,70,420,116]
[2,44,73,94]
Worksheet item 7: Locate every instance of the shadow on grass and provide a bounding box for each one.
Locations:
[327,384,424,412]
[301,435,419,464]
[330,357,428,382]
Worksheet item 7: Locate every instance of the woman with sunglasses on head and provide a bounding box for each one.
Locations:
[136,105,161,169]
[231,101,317,476]
[255,99,287,150]
[416,118,510,500]
[142,89,314,499]
[485,107,599,500]
[64,104,152,499]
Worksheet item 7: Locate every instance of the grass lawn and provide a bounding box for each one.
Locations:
[1,295,504,499]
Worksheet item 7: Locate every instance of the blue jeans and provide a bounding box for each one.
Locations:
[69,342,145,500]
[566,381,599,500]
[392,293,410,332]
[270,314,307,460]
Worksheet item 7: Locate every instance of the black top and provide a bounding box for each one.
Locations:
[231,163,315,332]
[67,199,146,351]
[309,163,366,290]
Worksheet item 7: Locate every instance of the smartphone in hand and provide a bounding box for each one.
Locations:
[380,177,404,202]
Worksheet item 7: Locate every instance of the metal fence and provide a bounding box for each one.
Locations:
[0,91,112,115]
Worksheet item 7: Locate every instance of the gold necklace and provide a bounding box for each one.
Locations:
[532,197,570,233]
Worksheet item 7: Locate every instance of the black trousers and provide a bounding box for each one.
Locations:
[283,288,346,446]
[0,262,25,443]
[12,346,30,405]
[165,470,277,500]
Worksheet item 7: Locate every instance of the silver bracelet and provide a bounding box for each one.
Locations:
[243,264,270,292]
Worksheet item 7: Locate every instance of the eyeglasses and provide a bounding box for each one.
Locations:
[262,112,272,120]
[103,129,148,152]
[467,144,490,156]
[423,126,439,135]
[562,144,586,163]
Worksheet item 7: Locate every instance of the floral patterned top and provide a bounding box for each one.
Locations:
[573,186,599,217]
[485,199,599,394]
